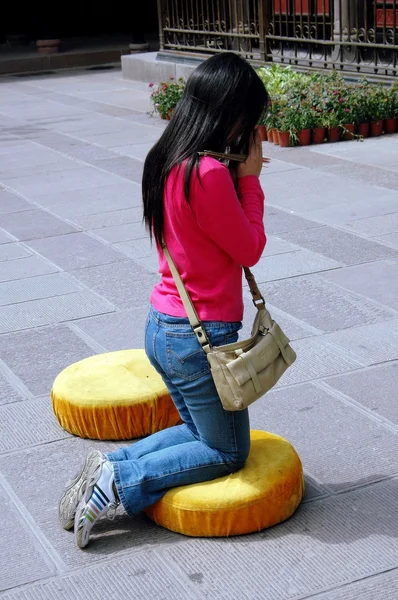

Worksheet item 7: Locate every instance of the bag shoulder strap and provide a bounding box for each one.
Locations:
[161,241,265,352]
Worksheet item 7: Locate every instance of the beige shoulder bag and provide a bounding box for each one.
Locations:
[162,243,297,411]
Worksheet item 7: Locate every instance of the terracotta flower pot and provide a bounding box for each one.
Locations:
[162,110,174,121]
[343,123,356,141]
[384,118,397,134]
[36,39,60,54]
[274,131,280,145]
[255,125,267,141]
[278,131,290,148]
[328,127,340,143]
[370,120,383,137]
[312,127,326,144]
[297,129,311,146]
[358,123,370,138]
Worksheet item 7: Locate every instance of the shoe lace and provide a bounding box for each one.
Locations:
[106,501,120,521]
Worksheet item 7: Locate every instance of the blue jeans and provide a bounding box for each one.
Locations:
[107,306,250,516]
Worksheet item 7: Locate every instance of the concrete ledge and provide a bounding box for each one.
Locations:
[0,46,131,76]
[122,52,200,83]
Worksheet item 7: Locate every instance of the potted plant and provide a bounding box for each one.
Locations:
[255,114,268,141]
[381,86,397,134]
[353,79,371,138]
[291,100,314,146]
[149,77,185,120]
[320,112,341,142]
[391,84,398,133]
[365,84,385,137]
[311,111,327,144]
[264,101,284,144]
[276,105,300,147]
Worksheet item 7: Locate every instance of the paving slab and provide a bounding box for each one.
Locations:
[112,141,158,160]
[314,569,398,599]
[0,255,59,283]
[155,480,398,600]
[0,209,79,241]
[42,113,131,135]
[91,221,148,243]
[0,548,190,600]
[0,190,35,215]
[242,288,322,341]
[262,235,300,256]
[70,260,159,310]
[0,482,55,592]
[74,306,149,351]
[317,260,398,311]
[0,273,81,306]
[26,232,125,271]
[303,196,398,225]
[73,124,160,148]
[310,136,398,169]
[319,162,398,190]
[281,226,398,265]
[38,182,142,217]
[5,167,128,199]
[91,156,144,183]
[265,206,322,235]
[250,383,398,490]
[265,168,397,212]
[0,325,97,396]
[323,319,398,366]
[67,207,143,230]
[325,362,398,425]
[260,275,397,332]
[0,243,32,262]
[0,154,83,180]
[344,212,398,237]
[375,232,398,247]
[113,238,155,262]
[0,291,115,334]
[276,334,362,386]
[0,228,16,245]
[252,248,342,283]
[0,370,26,406]
[0,396,70,453]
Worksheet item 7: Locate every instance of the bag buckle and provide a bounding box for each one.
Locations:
[252,296,265,309]
[193,325,211,351]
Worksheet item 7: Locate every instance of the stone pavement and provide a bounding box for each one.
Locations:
[0,66,398,600]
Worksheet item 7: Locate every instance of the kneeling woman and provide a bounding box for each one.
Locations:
[59,52,268,549]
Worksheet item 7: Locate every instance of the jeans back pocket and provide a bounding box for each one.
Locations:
[166,330,210,381]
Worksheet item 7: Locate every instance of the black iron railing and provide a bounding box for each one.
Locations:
[157,0,398,78]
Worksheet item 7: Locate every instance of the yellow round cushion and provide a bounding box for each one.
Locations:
[145,430,304,537]
[51,349,181,440]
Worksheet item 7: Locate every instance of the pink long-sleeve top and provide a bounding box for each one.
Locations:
[151,156,266,322]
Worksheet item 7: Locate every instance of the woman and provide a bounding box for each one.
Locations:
[59,52,269,549]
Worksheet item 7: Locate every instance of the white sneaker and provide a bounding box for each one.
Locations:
[74,459,119,549]
[58,451,105,531]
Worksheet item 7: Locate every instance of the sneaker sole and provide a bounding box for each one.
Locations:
[74,460,107,549]
[58,451,103,531]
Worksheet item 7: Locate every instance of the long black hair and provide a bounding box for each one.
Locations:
[142,52,269,247]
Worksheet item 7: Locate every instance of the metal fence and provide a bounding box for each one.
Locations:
[157,0,398,78]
